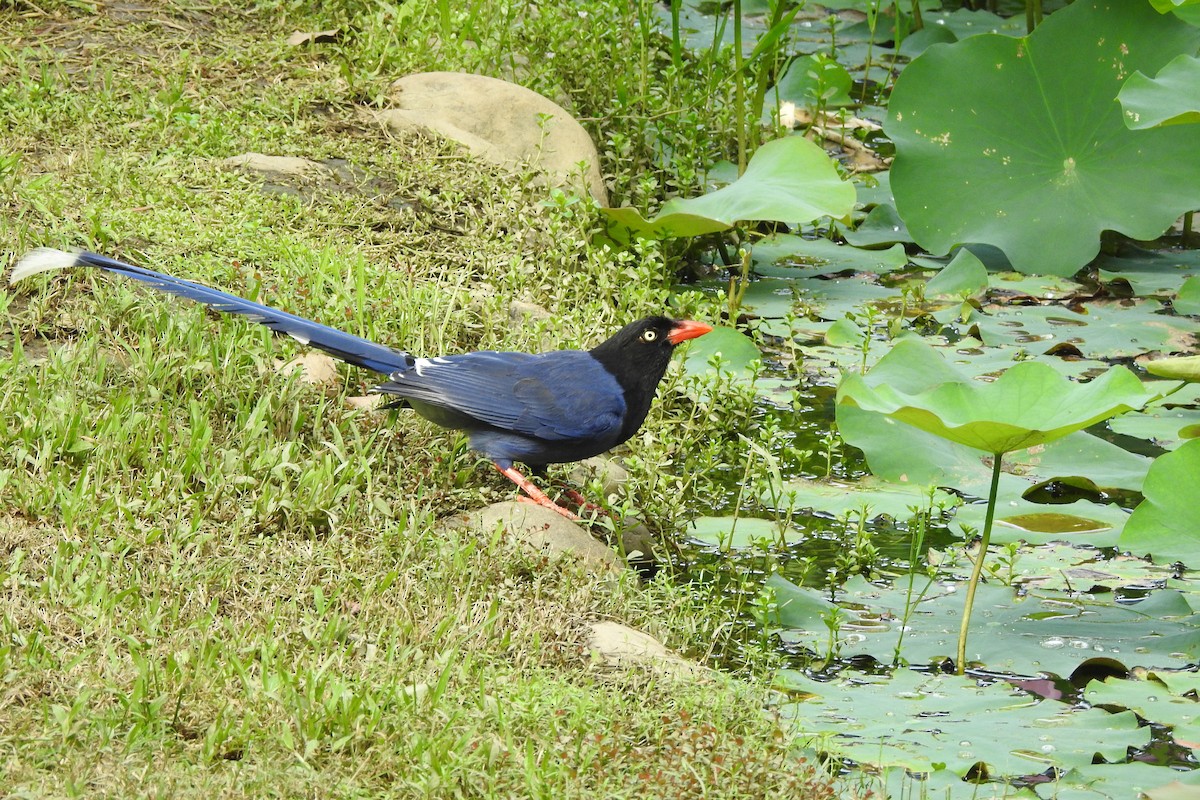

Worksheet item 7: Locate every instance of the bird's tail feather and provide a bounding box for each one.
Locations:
[11,248,412,375]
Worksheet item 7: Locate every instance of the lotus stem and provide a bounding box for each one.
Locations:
[956,452,1003,675]
[733,0,747,175]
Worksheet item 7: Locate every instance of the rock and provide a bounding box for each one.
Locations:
[368,72,608,206]
[222,153,332,182]
[451,501,623,571]
[508,299,553,325]
[586,621,707,678]
[568,456,627,498]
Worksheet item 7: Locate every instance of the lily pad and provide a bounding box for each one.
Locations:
[966,300,1196,361]
[837,338,1160,455]
[777,666,1149,780]
[886,0,1200,275]
[934,542,1171,594]
[1043,762,1200,800]
[775,578,1200,675]
[681,325,760,381]
[603,136,855,241]
[687,516,782,550]
[1109,406,1200,451]
[956,496,1131,548]
[1085,673,1200,745]
[1095,246,1200,297]
[926,248,988,298]
[761,475,959,520]
[1118,53,1200,129]
[1177,275,1200,316]
[1120,439,1200,566]
[840,204,914,248]
[750,234,909,277]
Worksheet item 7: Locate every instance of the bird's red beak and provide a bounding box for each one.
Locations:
[667,319,714,345]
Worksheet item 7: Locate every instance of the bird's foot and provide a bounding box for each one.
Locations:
[515,493,580,521]
[496,463,580,521]
[552,485,613,519]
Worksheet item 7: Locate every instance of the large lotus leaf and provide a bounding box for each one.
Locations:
[602,136,855,241]
[776,579,1200,676]
[776,666,1148,780]
[886,0,1200,276]
[1119,53,1200,129]
[1120,439,1200,566]
[837,338,1159,454]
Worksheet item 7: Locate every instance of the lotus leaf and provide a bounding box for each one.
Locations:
[603,136,855,241]
[837,338,1158,455]
[886,0,1200,275]
[1120,439,1200,566]
[1119,53,1200,129]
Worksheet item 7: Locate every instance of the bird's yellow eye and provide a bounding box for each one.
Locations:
[640,329,658,342]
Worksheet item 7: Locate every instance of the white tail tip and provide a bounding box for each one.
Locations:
[11,247,82,284]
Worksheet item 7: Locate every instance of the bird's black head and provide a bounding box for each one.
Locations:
[588,316,713,443]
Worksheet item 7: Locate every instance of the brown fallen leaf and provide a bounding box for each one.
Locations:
[278,352,338,385]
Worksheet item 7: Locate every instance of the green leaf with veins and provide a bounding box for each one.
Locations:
[602,136,855,241]
[776,666,1148,779]
[1120,439,1200,566]
[837,339,1161,455]
[886,0,1200,275]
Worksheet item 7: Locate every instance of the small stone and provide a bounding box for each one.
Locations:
[586,621,707,679]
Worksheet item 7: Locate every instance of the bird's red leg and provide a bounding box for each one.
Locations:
[550,483,612,518]
[494,463,580,521]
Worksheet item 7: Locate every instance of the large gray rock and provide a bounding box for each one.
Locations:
[368,72,608,206]
[450,501,623,571]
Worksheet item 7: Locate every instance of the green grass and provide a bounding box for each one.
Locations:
[0,0,844,796]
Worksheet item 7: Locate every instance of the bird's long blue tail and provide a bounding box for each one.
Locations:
[11,248,412,375]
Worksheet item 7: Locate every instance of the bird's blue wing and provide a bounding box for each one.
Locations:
[11,248,412,375]
[375,350,626,442]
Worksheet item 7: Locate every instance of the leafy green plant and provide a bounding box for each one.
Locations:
[886,0,1200,276]
[836,338,1169,674]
